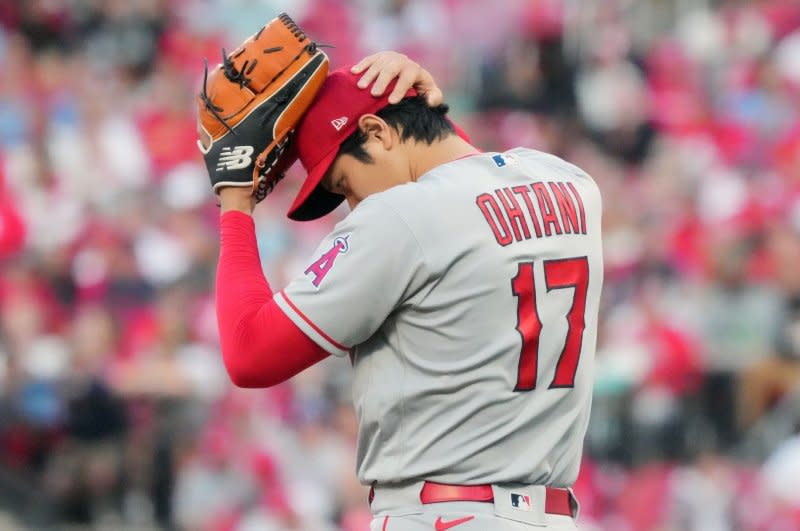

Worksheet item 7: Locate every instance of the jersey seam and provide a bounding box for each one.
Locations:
[392,314,409,479]
[365,197,422,474]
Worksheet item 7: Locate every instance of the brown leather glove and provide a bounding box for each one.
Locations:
[197,13,329,202]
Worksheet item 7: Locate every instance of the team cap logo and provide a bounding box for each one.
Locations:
[331,116,348,131]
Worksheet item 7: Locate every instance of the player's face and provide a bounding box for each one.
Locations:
[322,116,411,210]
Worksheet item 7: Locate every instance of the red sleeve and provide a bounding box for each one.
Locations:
[216,211,328,388]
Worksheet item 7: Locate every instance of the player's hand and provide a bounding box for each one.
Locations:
[351,52,444,106]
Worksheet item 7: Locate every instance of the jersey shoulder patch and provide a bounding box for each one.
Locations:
[304,235,350,288]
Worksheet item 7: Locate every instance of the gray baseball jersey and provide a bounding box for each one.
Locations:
[275,148,603,488]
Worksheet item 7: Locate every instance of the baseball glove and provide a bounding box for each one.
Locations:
[197,13,329,202]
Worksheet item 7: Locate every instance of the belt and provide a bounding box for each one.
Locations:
[369,481,574,517]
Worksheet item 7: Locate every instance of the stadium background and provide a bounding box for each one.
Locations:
[1,0,800,529]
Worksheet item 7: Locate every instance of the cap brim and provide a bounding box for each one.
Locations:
[287,148,345,221]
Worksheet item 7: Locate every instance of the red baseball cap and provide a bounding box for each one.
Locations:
[288,67,414,221]
[288,66,469,221]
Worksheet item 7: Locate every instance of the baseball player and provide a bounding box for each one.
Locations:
[214,52,603,530]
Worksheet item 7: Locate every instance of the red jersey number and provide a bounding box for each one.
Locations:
[511,257,589,391]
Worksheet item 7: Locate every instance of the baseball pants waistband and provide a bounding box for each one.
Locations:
[369,481,577,519]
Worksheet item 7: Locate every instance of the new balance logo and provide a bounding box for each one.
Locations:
[216,146,254,171]
[331,117,348,131]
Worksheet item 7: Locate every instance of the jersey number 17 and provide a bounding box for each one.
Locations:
[511,257,589,391]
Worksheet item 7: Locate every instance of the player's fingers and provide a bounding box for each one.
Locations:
[387,66,419,103]
[351,54,377,74]
[370,64,403,96]
[426,87,444,106]
[356,62,382,89]
[407,67,444,106]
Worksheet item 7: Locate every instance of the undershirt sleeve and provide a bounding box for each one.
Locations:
[215,211,328,388]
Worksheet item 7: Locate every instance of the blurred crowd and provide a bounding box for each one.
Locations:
[1,0,800,529]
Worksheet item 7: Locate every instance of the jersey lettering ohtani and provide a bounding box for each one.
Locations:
[476,180,587,244]
[276,148,603,488]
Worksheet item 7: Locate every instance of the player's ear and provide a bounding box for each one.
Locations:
[357,114,394,151]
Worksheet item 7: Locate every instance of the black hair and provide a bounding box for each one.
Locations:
[337,95,455,163]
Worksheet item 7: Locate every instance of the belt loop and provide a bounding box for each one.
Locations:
[369,481,427,515]
[567,487,580,519]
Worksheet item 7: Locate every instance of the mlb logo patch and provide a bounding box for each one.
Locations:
[492,154,517,168]
[510,493,532,511]
[492,154,507,167]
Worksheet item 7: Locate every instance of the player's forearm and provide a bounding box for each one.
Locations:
[216,211,328,387]
[217,210,273,384]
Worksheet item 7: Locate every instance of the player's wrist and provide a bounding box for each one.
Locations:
[219,186,256,215]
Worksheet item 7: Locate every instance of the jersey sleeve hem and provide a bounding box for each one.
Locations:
[274,290,351,357]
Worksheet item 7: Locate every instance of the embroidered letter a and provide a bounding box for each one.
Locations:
[305,236,349,287]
